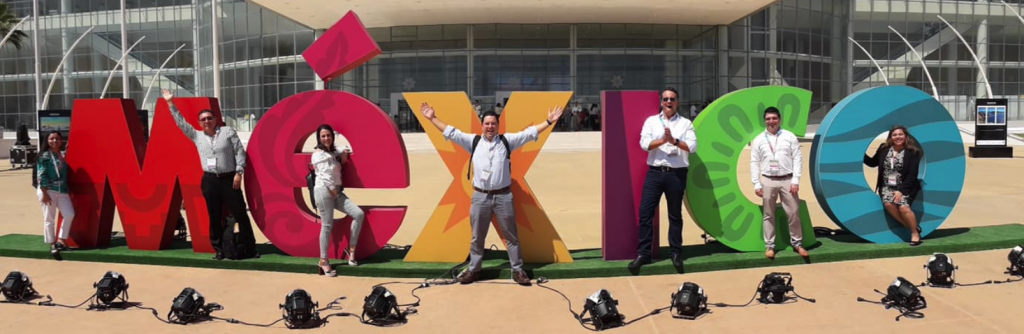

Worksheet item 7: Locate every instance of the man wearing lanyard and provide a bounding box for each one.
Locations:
[629,87,698,272]
[162,89,258,260]
[419,102,564,285]
[750,107,808,259]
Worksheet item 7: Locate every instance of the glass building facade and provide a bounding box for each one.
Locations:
[0,0,1021,133]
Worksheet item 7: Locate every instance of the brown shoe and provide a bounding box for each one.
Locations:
[457,269,480,284]
[795,246,809,257]
[512,269,531,285]
[765,248,776,259]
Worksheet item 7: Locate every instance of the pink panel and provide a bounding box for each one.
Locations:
[601,91,661,261]
[244,90,409,260]
[300,11,381,83]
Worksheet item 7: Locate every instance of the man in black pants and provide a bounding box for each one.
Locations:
[162,89,258,260]
[629,87,697,271]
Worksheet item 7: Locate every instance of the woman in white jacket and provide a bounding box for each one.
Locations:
[311,124,365,276]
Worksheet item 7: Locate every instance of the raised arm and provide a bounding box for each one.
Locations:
[532,105,563,133]
[420,102,474,150]
[420,102,449,132]
[863,144,881,168]
[162,89,197,141]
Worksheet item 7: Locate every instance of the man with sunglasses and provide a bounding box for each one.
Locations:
[629,87,697,272]
[162,89,259,261]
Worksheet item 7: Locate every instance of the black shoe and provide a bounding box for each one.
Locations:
[671,253,684,269]
[628,255,651,270]
[213,253,225,260]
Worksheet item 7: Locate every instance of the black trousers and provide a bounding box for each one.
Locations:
[201,173,256,255]
[637,167,688,257]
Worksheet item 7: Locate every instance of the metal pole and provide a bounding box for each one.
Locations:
[42,27,96,109]
[142,44,188,107]
[100,36,146,98]
[211,0,221,99]
[121,0,129,98]
[848,37,889,86]
[33,0,41,109]
[936,15,993,98]
[0,16,30,50]
[888,26,939,100]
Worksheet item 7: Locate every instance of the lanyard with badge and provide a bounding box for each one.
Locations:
[478,138,496,183]
[205,129,219,171]
[52,151,63,179]
[886,149,900,186]
[765,131,781,175]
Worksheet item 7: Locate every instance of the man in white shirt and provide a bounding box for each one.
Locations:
[629,87,698,272]
[750,107,808,259]
[420,102,564,285]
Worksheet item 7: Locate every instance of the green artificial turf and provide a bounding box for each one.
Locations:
[2,224,1022,280]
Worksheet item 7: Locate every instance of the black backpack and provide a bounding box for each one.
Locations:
[222,215,256,260]
[467,135,511,180]
[306,165,318,211]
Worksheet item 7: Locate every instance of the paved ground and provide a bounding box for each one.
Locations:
[1,136,1022,333]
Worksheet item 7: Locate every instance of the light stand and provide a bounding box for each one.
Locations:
[91,271,129,309]
[281,289,321,329]
[362,286,404,325]
[1,271,38,303]
[1008,245,1024,277]
[580,289,624,330]
[168,287,219,325]
[924,253,957,288]
[670,282,707,320]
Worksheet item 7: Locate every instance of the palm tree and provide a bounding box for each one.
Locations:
[0,3,29,50]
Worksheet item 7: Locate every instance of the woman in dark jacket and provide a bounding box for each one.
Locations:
[863,125,924,246]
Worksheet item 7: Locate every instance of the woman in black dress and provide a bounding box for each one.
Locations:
[864,125,924,246]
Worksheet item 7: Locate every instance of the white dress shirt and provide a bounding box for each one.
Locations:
[750,128,802,190]
[639,112,698,168]
[443,125,539,190]
[310,145,352,189]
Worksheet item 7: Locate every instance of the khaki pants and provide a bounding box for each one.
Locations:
[761,175,802,250]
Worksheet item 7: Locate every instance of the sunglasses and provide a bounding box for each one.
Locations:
[662,97,677,102]
[199,117,215,122]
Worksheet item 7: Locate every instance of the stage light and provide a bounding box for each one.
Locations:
[758,272,791,304]
[883,277,926,314]
[362,286,402,323]
[924,253,957,287]
[168,287,216,325]
[280,289,320,329]
[670,282,707,320]
[1,271,37,303]
[1008,245,1024,276]
[580,289,624,330]
[93,271,129,306]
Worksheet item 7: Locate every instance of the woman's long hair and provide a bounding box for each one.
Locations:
[314,124,336,153]
[883,125,922,155]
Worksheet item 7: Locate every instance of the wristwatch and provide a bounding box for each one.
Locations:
[546,119,553,125]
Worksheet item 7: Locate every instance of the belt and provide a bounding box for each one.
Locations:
[474,186,511,195]
[649,165,687,172]
[762,174,793,179]
[204,171,236,178]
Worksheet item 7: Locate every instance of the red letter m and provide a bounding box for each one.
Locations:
[65,98,221,252]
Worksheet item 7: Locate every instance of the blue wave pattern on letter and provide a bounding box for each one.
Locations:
[810,86,965,244]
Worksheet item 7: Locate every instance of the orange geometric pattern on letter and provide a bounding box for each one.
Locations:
[402,92,574,264]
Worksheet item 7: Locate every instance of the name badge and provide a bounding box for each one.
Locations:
[479,169,493,182]
[206,158,217,170]
[768,159,781,173]
[887,175,899,186]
